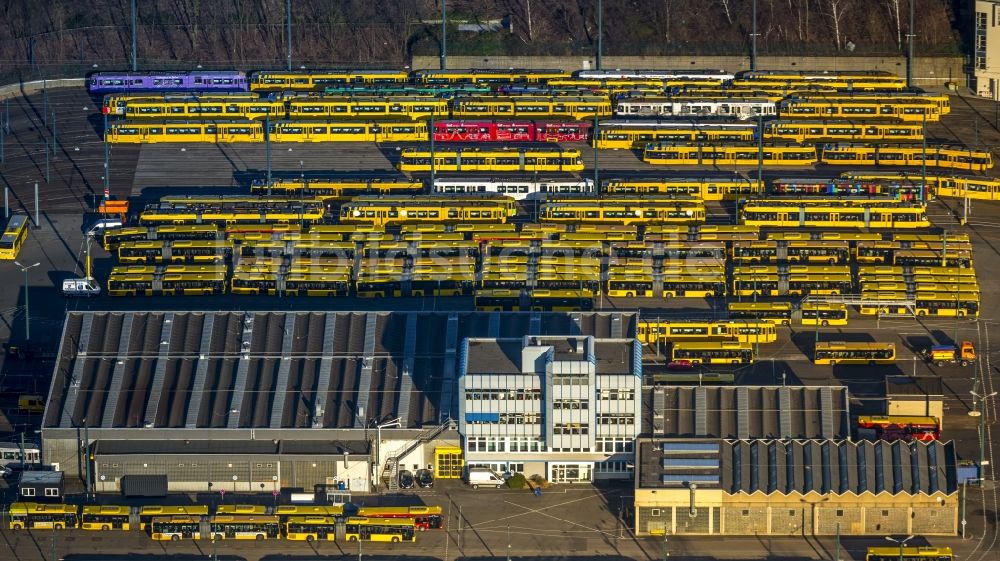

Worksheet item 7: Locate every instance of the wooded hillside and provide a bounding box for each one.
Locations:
[0,0,962,76]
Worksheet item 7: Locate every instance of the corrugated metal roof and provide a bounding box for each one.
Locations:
[648,386,850,439]
[45,311,636,431]
[717,439,957,496]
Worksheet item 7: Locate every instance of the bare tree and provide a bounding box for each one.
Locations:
[525,0,534,41]
[883,0,902,50]
[719,0,734,25]
[824,0,848,51]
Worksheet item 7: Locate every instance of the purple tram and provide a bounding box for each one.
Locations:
[87,71,249,94]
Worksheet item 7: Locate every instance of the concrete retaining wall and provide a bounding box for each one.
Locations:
[0,78,84,100]
[413,56,966,86]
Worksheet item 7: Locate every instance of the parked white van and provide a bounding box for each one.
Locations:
[465,467,506,489]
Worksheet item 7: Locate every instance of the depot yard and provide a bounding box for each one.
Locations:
[0,70,998,561]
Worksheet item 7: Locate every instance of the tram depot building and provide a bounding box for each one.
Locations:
[41,310,960,535]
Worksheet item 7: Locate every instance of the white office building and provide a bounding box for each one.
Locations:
[975,0,1000,99]
[458,335,642,483]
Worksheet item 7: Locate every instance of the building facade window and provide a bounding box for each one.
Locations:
[44,488,59,497]
[595,460,631,473]
[553,399,588,410]
[596,414,635,425]
[553,423,589,435]
[21,488,35,497]
[598,388,635,400]
[596,438,634,453]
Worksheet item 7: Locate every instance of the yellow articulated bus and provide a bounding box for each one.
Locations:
[474,288,524,311]
[344,517,417,542]
[269,120,429,142]
[287,96,448,119]
[914,291,980,317]
[787,274,853,296]
[671,341,755,365]
[208,515,281,540]
[813,342,896,365]
[148,516,202,541]
[739,199,929,229]
[731,273,780,297]
[762,120,924,143]
[451,95,611,119]
[727,301,793,325]
[9,503,79,530]
[638,320,777,344]
[777,98,941,121]
[601,178,763,200]
[103,224,222,250]
[138,505,210,530]
[355,275,403,298]
[339,196,517,227]
[0,213,29,260]
[865,547,953,561]
[821,144,993,172]
[642,142,818,166]
[661,273,727,298]
[105,94,285,119]
[108,265,227,296]
[801,92,951,113]
[529,289,595,311]
[606,274,655,297]
[285,516,338,541]
[593,120,756,148]
[538,198,706,226]
[81,505,131,531]
[216,505,268,515]
[893,249,973,268]
[117,239,233,264]
[251,178,423,200]
[250,70,410,91]
[801,302,849,326]
[398,148,585,173]
[412,68,571,84]
[106,120,264,143]
[858,292,911,316]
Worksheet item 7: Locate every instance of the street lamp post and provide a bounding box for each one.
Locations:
[885,535,914,561]
[14,261,40,342]
[971,390,998,475]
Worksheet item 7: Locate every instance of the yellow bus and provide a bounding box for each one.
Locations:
[727,301,793,325]
[0,213,29,260]
[9,503,78,530]
[451,95,611,119]
[148,516,202,541]
[285,516,338,541]
[529,288,594,311]
[344,517,417,542]
[118,239,232,264]
[474,288,524,311]
[858,291,911,316]
[273,505,344,520]
[216,505,267,515]
[821,144,993,172]
[638,320,777,344]
[739,199,929,229]
[914,291,980,317]
[778,98,940,121]
[250,70,410,90]
[102,224,221,251]
[209,515,281,540]
[813,342,895,365]
[594,120,755,148]
[643,142,818,166]
[539,197,706,226]
[356,506,445,530]
[139,505,210,530]
[866,547,952,561]
[398,147,585,173]
[602,178,763,201]
[801,302,848,326]
[671,341,755,365]
[763,120,924,143]
[81,505,131,531]
[287,96,448,119]
[340,196,517,227]
[893,249,973,268]
[108,266,227,296]
[662,273,727,298]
